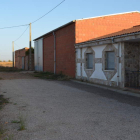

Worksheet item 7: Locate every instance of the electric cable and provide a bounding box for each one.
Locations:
[13,0,65,42]
[0,24,29,29]
[14,25,29,42]
[31,0,65,24]
[0,0,65,29]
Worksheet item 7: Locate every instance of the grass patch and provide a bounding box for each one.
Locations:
[33,71,71,80]
[0,96,11,140]
[18,115,26,131]
[0,123,5,138]
[11,120,20,123]
[4,135,14,140]
[0,66,22,72]
[11,115,26,131]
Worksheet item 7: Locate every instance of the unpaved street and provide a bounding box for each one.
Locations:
[0,72,140,140]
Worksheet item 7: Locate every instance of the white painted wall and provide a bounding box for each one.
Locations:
[113,43,122,57]
[92,45,106,58]
[34,41,38,71]
[76,48,81,59]
[82,63,87,77]
[76,43,122,86]
[91,63,107,80]
[82,48,86,59]
[34,38,43,71]
[111,44,122,82]
[111,73,117,82]
[76,63,81,76]
[114,43,118,49]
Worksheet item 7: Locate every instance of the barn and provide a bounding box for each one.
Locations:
[34,11,140,78]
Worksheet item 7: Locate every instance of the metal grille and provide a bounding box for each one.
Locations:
[125,70,140,88]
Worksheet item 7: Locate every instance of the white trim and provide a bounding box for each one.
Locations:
[104,70,115,71]
[76,11,140,21]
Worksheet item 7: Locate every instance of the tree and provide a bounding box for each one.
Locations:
[25,47,34,56]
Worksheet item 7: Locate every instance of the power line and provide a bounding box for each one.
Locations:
[0,0,65,30]
[0,24,29,29]
[14,42,20,48]
[13,0,65,43]
[32,0,65,24]
[14,25,29,42]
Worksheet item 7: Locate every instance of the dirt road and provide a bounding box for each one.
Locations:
[0,72,140,140]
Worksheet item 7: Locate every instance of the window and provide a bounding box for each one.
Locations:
[86,53,93,69]
[105,51,115,70]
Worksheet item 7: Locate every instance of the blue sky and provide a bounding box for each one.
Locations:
[0,0,140,61]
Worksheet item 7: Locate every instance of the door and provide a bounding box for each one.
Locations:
[34,39,43,71]
[22,57,24,69]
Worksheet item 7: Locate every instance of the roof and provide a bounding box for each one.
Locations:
[15,47,29,52]
[33,21,75,41]
[77,25,140,45]
[76,11,140,21]
[34,11,140,41]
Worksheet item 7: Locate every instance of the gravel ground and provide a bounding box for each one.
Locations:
[0,74,140,140]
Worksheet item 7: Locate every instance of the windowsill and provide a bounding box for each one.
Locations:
[104,70,115,71]
[85,69,93,70]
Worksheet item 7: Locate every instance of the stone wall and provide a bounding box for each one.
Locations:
[124,42,140,87]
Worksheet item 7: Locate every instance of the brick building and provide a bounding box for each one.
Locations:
[34,11,140,78]
[15,47,34,70]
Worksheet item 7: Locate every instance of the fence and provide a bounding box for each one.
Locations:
[125,70,140,88]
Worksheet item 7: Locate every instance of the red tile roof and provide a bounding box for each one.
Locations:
[34,11,140,41]
[75,12,140,43]
[81,25,140,43]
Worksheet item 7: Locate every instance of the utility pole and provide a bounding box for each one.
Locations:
[29,23,32,70]
[12,41,14,68]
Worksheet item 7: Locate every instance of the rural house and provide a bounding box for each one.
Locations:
[15,47,34,70]
[75,25,140,88]
[34,11,140,78]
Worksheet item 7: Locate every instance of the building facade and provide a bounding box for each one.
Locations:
[75,25,140,88]
[15,47,34,70]
[34,11,140,78]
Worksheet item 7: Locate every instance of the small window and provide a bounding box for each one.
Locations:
[86,53,93,69]
[105,51,115,70]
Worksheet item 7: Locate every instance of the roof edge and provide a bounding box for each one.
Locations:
[75,31,140,46]
[76,11,140,21]
[15,47,29,52]
[33,21,75,41]
[34,11,140,41]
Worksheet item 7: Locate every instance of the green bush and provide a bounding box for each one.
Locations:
[25,47,34,56]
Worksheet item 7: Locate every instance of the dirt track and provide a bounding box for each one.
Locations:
[0,72,140,140]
